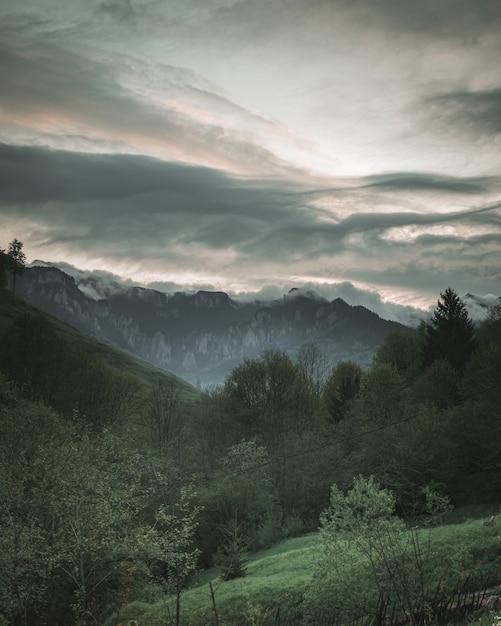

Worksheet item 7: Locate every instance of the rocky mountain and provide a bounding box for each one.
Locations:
[14,265,410,386]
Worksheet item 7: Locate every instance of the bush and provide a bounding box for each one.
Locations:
[307,476,469,625]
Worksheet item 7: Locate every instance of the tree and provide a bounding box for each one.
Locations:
[147,380,184,457]
[354,363,410,483]
[195,438,274,565]
[322,361,362,423]
[217,515,248,581]
[0,247,9,288]
[413,359,460,409]
[0,395,157,626]
[1,313,68,405]
[357,363,409,429]
[147,486,201,626]
[223,350,315,445]
[374,329,423,384]
[296,343,330,399]
[6,239,26,294]
[311,476,455,626]
[422,288,477,375]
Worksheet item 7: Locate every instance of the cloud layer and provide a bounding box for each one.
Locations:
[0,0,500,309]
[1,143,500,308]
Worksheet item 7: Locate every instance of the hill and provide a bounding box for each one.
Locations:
[0,287,200,401]
[105,510,501,626]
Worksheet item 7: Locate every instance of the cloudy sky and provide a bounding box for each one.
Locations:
[1,0,500,312]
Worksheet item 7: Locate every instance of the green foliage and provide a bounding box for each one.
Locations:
[0,394,203,626]
[195,439,275,565]
[357,362,410,428]
[255,506,287,549]
[146,380,184,457]
[310,476,471,625]
[146,486,202,626]
[217,516,249,580]
[322,360,362,423]
[423,287,477,374]
[223,349,319,445]
[269,429,336,522]
[127,515,501,626]
[462,335,501,406]
[374,328,424,383]
[1,313,68,405]
[413,358,460,409]
[2,282,501,624]
[1,312,147,430]
[296,342,330,398]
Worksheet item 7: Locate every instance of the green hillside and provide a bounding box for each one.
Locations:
[106,511,501,626]
[0,287,200,401]
[1,285,500,626]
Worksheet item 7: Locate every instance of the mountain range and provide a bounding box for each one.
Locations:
[11,264,423,386]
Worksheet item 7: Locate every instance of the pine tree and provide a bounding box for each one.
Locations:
[6,239,26,294]
[218,516,248,581]
[423,288,477,374]
[0,248,8,288]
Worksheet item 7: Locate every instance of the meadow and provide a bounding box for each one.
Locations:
[107,509,501,626]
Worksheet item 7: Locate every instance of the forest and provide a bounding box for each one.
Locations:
[1,249,500,625]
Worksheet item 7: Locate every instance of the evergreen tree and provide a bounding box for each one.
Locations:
[218,516,248,581]
[422,288,477,374]
[6,238,26,293]
[0,248,8,288]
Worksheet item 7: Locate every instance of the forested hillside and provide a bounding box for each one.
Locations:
[1,282,500,625]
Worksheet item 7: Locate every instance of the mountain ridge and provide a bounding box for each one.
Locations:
[15,265,412,385]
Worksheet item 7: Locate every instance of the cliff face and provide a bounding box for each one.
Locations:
[15,267,409,385]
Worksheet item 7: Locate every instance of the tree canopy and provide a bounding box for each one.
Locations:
[422,287,476,374]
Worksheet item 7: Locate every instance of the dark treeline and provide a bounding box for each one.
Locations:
[0,285,500,625]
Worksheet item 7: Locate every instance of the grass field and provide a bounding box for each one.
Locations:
[107,511,501,626]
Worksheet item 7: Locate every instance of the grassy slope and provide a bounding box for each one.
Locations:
[0,288,200,402]
[113,513,501,626]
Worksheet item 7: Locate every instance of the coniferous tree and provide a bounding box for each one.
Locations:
[422,288,477,375]
[0,248,8,288]
[6,239,26,293]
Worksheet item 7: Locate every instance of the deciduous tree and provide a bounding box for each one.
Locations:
[322,361,362,423]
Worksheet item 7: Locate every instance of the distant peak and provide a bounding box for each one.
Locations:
[284,287,327,302]
[194,290,231,307]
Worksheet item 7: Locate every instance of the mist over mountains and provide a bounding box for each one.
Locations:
[14,263,499,386]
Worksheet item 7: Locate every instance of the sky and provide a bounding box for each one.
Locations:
[1,0,500,314]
